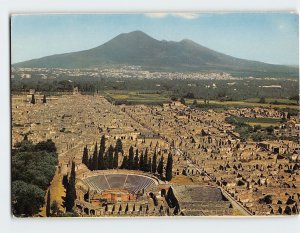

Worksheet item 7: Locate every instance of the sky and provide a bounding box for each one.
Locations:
[11,13,299,65]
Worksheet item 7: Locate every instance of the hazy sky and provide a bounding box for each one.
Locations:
[11,13,299,65]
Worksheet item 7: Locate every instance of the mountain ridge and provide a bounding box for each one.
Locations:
[13,30,298,77]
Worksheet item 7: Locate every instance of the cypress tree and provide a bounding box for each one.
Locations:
[88,156,93,170]
[31,94,36,104]
[139,152,144,171]
[65,161,76,212]
[113,149,119,168]
[115,138,123,153]
[108,145,114,169]
[128,146,134,170]
[98,149,104,170]
[100,135,106,153]
[134,149,139,170]
[82,146,89,167]
[92,143,98,170]
[157,155,164,177]
[143,149,148,172]
[152,150,157,173]
[121,156,128,169]
[147,157,152,173]
[43,95,47,104]
[62,174,68,189]
[166,153,173,181]
[103,152,108,169]
[46,190,51,217]
[98,135,106,169]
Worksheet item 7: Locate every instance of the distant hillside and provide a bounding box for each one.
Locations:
[13,30,298,77]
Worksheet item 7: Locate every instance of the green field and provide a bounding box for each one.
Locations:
[186,98,299,110]
[229,116,282,127]
[244,98,296,104]
[103,91,171,105]
[102,91,298,113]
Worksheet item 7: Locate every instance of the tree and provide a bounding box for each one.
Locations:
[184,92,195,99]
[139,151,144,171]
[88,156,93,170]
[35,139,57,153]
[108,145,114,169]
[180,97,185,105]
[113,149,119,169]
[147,157,152,173]
[115,138,123,153]
[289,95,299,104]
[103,152,108,169]
[100,135,106,153]
[98,149,105,170]
[12,151,57,190]
[266,126,274,134]
[50,200,59,216]
[157,155,164,177]
[31,94,36,104]
[166,153,173,181]
[46,190,51,217]
[65,161,76,212]
[62,175,68,189]
[82,146,89,167]
[152,150,157,173]
[98,135,106,170]
[121,156,128,169]
[43,95,47,104]
[143,149,148,172]
[92,143,98,170]
[259,97,266,103]
[12,180,45,217]
[193,99,198,106]
[128,146,134,169]
[170,96,177,101]
[134,149,139,170]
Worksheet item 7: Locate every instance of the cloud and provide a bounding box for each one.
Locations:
[144,13,199,20]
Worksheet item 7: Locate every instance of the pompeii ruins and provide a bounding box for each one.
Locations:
[11,89,300,217]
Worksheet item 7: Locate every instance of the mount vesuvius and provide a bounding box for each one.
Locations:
[13,31,298,77]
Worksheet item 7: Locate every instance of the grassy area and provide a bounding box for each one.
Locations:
[231,117,282,127]
[104,90,171,105]
[244,98,296,104]
[186,98,299,110]
[225,116,284,142]
[103,91,298,113]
